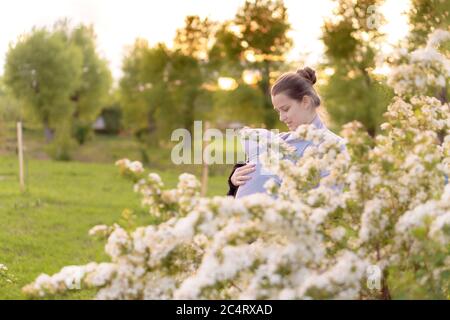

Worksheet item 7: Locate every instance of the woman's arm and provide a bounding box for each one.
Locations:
[227,163,245,197]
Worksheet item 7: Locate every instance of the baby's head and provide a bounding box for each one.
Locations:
[239,128,275,162]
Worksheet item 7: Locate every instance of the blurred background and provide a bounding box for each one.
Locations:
[0,0,448,171]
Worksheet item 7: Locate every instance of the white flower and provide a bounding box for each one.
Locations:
[128,161,144,174]
[426,29,450,48]
[330,226,346,242]
[105,226,131,260]
[22,57,450,300]
[89,225,111,238]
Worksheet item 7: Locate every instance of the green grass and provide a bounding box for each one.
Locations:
[0,124,243,176]
[0,155,228,299]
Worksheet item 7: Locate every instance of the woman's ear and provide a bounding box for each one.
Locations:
[301,95,313,110]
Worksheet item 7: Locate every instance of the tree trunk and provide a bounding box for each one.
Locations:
[44,124,54,143]
[381,270,391,300]
[376,245,391,300]
[260,60,275,128]
[184,95,197,135]
[147,111,157,135]
[437,85,448,104]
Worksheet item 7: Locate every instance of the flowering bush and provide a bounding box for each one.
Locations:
[0,264,14,286]
[387,29,449,99]
[23,30,450,299]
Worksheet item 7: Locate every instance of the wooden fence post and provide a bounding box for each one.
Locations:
[201,121,210,197]
[17,121,25,192]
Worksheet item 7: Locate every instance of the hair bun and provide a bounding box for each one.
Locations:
[296,67,317,85]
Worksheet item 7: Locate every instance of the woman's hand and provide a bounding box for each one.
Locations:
[230,163,256,187]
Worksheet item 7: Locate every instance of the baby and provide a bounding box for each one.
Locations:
[235,128,312,198]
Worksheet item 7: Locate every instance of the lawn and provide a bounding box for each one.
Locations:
[0,155,228,299]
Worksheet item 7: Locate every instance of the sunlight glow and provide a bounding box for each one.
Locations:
[0,0,413,79]
[218,77,238,91]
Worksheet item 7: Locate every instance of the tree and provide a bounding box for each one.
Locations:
[207,22,244,79]
[120,15,213,146]
[209,0,292,128]
[172,16,217,131]
[4,27,82,142]
[173,16,215,60]
[166,50,206,133]
[0,78,23,146]
[320,0,393,136]
[407,0,450,48]
[0,77,23,123]
[56,21,112,144]
[4,20,112,148]
[119,40,171,143]
[96,89,123,135]
[405,0,450,103]
[211,83,266,125]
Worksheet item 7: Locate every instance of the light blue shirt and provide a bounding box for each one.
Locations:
[236,116,345,198]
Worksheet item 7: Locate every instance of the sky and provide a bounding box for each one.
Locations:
[0,0,411,80]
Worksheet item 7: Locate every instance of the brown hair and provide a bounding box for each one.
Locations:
[271,66,321,107]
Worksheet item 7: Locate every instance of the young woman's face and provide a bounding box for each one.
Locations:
[271,92,316,131]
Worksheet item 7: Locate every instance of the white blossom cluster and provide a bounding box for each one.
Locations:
[0,264,13,285]
[115,158,144,175]
[133,172,201,218]
[23,30,450,300]
[387,29,450,98]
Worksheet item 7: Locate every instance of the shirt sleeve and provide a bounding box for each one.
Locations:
[227,163,246,197]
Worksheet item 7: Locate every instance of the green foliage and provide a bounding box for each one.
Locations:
[3,20,112,156]
[407,0,450,48]
[71,119,93,146]
[403,0,450,104]
[320,70,393,135]
[321,0,393,135]
[0,78,22,143]
[45,120,77,161]
[62,23,112,144]
[4,27,82,133]
[235,0,292,58]
[208,22,244,79]
[119,40,172,141]
[388,230,450,299]
[119,1,293,144]
[210,0,292,128]
[173,15,215,60]
[0,78,24,123]
[166,50,205,132]
[120,36,209,144]
[212,83,266,125]
[99,106,122,135]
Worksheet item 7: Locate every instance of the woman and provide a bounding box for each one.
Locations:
[227,66,344,197]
